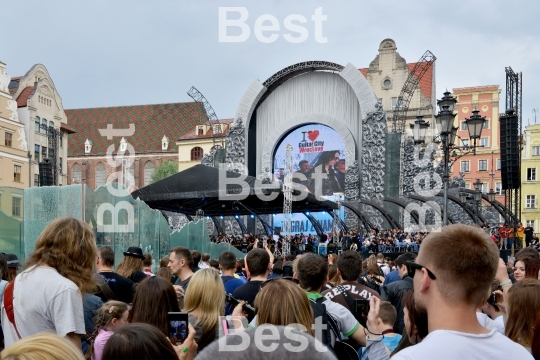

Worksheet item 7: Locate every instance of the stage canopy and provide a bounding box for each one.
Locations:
[131,165,337,217]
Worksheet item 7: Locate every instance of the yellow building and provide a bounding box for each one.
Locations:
[176,119,232,171]
[0,61,30,219]
[521,123,540,232]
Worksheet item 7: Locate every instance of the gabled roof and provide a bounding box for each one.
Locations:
[15,86,35,107]
[359,61,434,101]
[178,118,234,140]
[66,102,207,156]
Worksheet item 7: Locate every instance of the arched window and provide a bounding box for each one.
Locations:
[41,118,47,134]
[95,162,106,188]
[191,147,204,161]
[72,164,82,183]
[144,161,155,186]
[35,116,40,133]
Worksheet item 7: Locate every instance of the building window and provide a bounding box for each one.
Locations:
[527,168,537,181]
[496,182,503,195]
[41,119,47,134]
[95,162,106,188]
[72,164,82,183]
[478,160,487,171]
[34,174,39,186]
[12,197,21,217]
[464,183,471,189]
[461,121,467,130]
[480,138,489,147]
[391,97,398,110]
[35,116,40,133]
[144,161,155,186]
[483,120,489,129]
[214,125,222,134]
[34,144,40,162]
[59,157,63,174]
[49,148,55,161]
[42,146,47,160]
[461,139,469,147]
[198,127,204,136]
[5,132,12,147]
[526,195,536,209]
[497,158,501,170]
[461,161,470,172]
[526,220,535,228]
[13,165,21,182]
[533,146,540,156]
[481,183,488,193]
[60,132,63,148]
[191,147,204,161]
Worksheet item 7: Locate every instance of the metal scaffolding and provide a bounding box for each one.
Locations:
[281,144,294,257]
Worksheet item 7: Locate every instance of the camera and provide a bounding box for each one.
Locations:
[167,312,189,345]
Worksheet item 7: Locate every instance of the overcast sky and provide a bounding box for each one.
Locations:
[3,0,539,125]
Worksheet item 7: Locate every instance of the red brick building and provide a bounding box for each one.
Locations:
[66,102,206,190]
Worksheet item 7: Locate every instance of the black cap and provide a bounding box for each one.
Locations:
[6,254,19,268]
[123,247,144,259]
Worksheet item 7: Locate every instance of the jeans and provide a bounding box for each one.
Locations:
[500,238,507,249]
[507,238,514,250]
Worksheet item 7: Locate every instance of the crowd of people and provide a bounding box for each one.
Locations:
[1,217,540,359]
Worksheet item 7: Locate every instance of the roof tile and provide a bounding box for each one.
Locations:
[66,102,207,156]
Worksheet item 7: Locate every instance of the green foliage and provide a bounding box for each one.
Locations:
[150,161,178,184]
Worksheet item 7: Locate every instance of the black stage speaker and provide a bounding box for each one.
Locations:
[500,110,520,190]
[327,244,337,254]
[38,159,53,186]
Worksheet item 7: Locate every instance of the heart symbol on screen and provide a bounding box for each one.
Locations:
[307,130,319,142]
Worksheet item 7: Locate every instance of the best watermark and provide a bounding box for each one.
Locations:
[219,7,327,43]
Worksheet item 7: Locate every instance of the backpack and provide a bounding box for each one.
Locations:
[310,297,359,360]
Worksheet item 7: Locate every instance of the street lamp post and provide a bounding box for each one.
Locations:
[411,91,487,226]
[474,178,483,225]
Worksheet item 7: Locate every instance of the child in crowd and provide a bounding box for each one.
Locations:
[361,301,402,359]
[89,301,129,360]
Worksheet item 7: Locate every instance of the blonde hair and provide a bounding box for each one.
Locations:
[1,332,85,360]
[254,279,314,335]
[183,268,225,343]
[116,255,143,279]
[25,217,97,294]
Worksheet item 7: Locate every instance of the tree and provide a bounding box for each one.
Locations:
[150,161,178,184]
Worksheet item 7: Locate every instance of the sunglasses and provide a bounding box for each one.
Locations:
[260,276,299,289]
[406,261,437,280]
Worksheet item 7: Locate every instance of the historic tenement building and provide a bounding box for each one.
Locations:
[65,102,206,190]
[8,64,73,187]
[0,61,30,218]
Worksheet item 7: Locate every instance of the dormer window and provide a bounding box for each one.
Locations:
[120,137,128,152]
[214,125,222,134]
[198,126,204,136]
[84,139,92,154]
[161,135,170,151]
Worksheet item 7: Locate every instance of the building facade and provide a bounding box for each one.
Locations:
[0,61,30,219]
[176,119,232,171]
[359,38,437,137]
[66,102,206,190]
[450,86,504,203]
[8,64,73,187]
[521,123,540,232]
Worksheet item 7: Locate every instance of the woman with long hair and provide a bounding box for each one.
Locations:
[88,301,129,360]
[310,150,342,195]
[183,268,225,351]
[2,217,96,349]
[115,246,146,283]
[129,276,180,335]
[505,279,540,351]
[513,257,540,281]
[252,278,314,336]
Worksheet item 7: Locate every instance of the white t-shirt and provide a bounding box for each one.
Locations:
[392,328,532,360]
[1,265,85,347]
